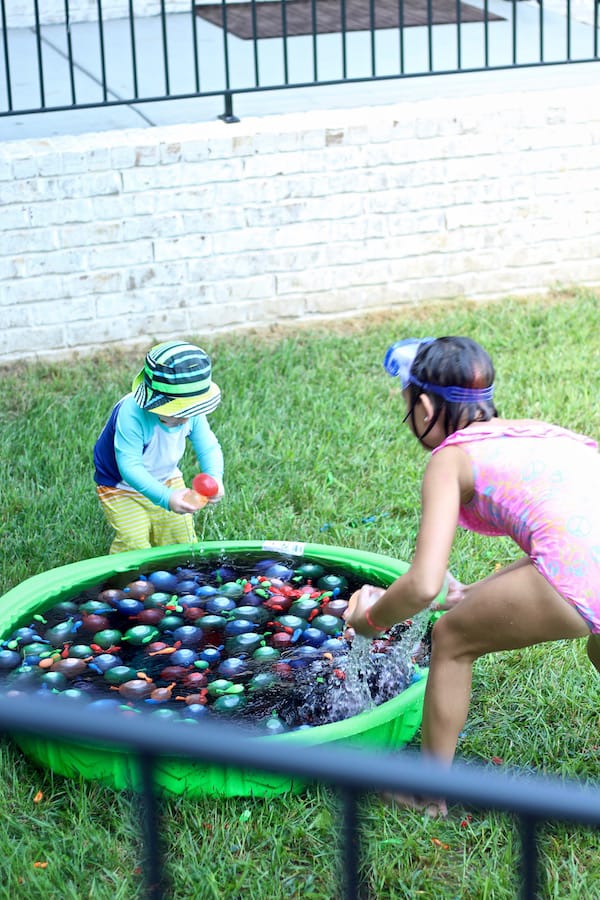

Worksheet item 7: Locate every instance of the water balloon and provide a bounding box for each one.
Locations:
[192,473,219,497]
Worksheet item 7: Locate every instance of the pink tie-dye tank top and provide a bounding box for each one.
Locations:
[432,421,600,633]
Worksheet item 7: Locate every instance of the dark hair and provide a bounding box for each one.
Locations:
[407,336,497,438]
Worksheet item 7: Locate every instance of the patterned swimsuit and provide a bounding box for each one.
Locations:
[432,421,600,633]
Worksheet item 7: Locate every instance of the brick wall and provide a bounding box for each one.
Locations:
[2,79,600,363]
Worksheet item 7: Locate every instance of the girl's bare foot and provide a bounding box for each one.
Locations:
[381,792,448,817]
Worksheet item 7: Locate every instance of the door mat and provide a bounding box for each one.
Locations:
[195,0,504,40]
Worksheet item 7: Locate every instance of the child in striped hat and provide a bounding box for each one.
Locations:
[94,341,224,553]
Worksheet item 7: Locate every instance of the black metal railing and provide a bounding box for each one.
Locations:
[0,692,599,899]
[1,0,599,121]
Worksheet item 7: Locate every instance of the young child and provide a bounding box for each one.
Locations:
[94,340,225,553]
[344,336,600,814]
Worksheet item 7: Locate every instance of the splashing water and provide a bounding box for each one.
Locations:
[319,634,375,720]
[299,610,431,725]
[197,506,226,543]
[369,611,430,706]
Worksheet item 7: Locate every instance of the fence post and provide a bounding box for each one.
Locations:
[219,91,239,124]
[139,752,165,900]
[519,813,539,899]
[341,787,361,899]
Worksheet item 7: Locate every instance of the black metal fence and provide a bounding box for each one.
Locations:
[1,692,599,899]
[1,0,599,121]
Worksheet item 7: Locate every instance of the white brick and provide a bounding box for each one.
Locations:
[0,275,63,303]
[0,325,65,356]
[134,309,193,335]
[92,195,134,220]
[56,172,122,198]
[29,199,96,227]
[153,234,212,262]
[88,240,153,269]
[259,296,306,320]
[123,263,182,289]
[210,227,279,255]
[185,301,251,330]
[0,206,31,231]
[13,249,89,278]
[11,156,40,179]
[181,208,246,234]
[208,274,275,303]
[65,317,133,347]
[1,228,58,254]
[27,298,95,326]
[59,221,123,249]
[62,270,123,297]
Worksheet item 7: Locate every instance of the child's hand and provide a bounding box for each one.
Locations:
[168,488,202,515]
[206,476,225,504]
[430,571,466,611]
[343,584,386,637]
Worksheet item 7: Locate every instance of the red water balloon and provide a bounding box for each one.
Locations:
[192,473,219,498]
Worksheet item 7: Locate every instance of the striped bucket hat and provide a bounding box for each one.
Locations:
[132,341,221,418]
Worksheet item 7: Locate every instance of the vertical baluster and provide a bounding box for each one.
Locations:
[311,0,318,81]
[512,0,517,64]
[456,0,462,68]
[427,0,433,70]
[160,0,170,95]
[63,0,76,104]
[129,0,139,97]
[341,0,348,79]
[191,0,200,92]
[251,0,259,86]
[519,814,539,900]
[139,753,164,900]
[369,0,376,76]
[281,0,289,83]
[96,0,108,101]
[398,0,405,74]
[484,0,489,66]
[1,0,13,110]
[33,0,45,106]
[341,787,360,900]
[221,0,232,91]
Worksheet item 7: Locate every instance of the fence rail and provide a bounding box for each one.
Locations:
[1,0,599,121]
[0,692,599,898]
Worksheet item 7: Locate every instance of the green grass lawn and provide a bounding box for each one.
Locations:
[0,290,599,898]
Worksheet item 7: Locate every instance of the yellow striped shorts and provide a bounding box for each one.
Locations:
[96,476,197,554]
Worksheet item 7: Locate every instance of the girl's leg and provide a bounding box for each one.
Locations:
[421,560,590,765]
[587,635,600,674]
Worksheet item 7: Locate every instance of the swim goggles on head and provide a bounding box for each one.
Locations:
[383,338,435,388]
[383,338,494,403]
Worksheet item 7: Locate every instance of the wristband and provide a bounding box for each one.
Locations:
[365,607,387,633]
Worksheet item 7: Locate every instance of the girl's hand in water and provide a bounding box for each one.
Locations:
[430,571,466,611]
[343,584,386,637]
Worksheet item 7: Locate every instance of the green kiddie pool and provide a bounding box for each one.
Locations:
[0,540,442,797]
